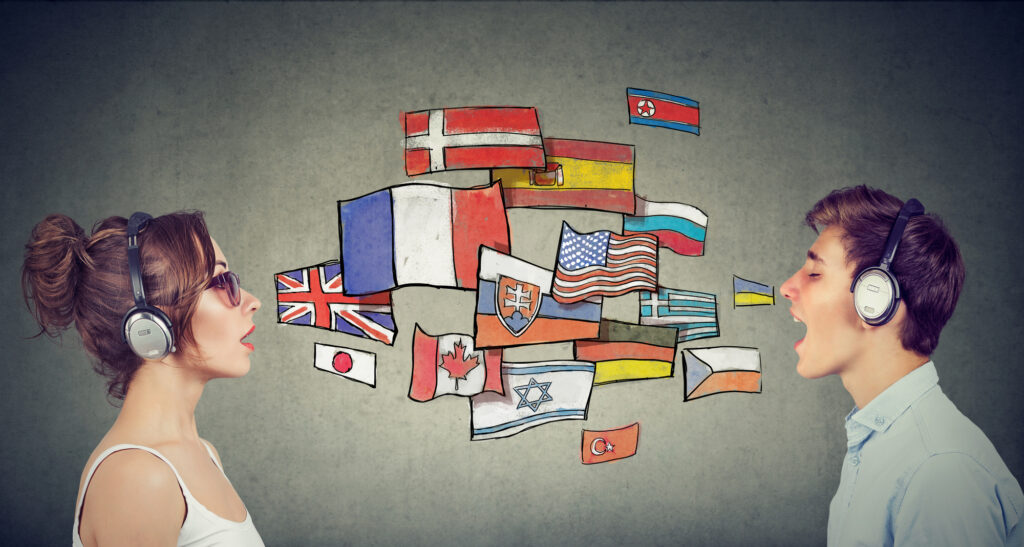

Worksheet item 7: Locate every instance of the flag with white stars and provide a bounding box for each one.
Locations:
[551,222,658,304]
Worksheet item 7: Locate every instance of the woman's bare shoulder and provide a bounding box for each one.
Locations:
[78,448,185,545]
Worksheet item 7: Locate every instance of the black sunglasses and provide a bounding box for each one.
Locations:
[207,271,241,307]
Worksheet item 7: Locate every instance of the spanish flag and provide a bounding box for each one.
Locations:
[574,320,677,385]
[493,138,636,214]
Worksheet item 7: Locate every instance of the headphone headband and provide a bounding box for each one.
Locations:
[878,198,925,271]
[126,212,153,308]
[122,211,175,359]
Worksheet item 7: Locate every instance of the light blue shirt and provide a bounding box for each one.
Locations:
[828,361,1023,546]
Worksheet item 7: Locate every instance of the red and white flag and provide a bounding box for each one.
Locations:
[581,422,640,464]
[313,343,376,387]
[409,325,503,402]
[402,106,546,176]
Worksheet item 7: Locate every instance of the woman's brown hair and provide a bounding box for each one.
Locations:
[22,211,216,403]
[805,186,965,356]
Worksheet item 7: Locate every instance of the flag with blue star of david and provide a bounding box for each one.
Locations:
[469,360,595,441]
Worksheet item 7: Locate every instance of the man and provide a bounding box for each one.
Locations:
[780,186,1022,546]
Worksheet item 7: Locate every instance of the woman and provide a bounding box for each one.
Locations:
[22,211,265,546]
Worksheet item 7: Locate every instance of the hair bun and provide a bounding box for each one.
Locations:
[22,214,93,335]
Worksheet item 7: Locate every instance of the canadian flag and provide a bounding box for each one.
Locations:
[409,325,503,402]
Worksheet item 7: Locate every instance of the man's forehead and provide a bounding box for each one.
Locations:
[809,226,849,266]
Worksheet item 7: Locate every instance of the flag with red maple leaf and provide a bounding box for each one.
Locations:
[410,325,503,402]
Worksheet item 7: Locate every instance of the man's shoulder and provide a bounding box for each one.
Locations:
[905,386,1001,462]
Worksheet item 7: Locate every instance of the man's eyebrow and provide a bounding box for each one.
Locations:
[807,250,826,265]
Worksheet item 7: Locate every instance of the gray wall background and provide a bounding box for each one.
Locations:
[2,3,1022,545]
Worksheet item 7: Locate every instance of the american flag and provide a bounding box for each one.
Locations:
[275,261,396,345]
[551,223,658,304]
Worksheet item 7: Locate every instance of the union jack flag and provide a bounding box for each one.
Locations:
[275,261,396,345]
[551,222,658,304]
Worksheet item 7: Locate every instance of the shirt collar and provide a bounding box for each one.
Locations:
[848,361,939,434]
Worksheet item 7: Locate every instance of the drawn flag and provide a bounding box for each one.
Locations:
[624,196,707,257]
[734,276,776,307]
[470,360,595,441]
[475,247,601,348]
[581,423,640,465]
[409,325,504,402]
[338,182,510,295]
[639,287,719,342]
[313,343,376,387]
[552,223,658,304]
[627,88,700,135]
[276,262,396,345]
[682,346,762,400]
[402,106,545,176]
[574,320,677,385]
[492,138,636,214]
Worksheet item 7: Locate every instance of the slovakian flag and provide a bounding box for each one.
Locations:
[624,196,707,257]
[402,106,546,176]
[581,422,640,464]
[276,261,396,345]
[409,325,503,402]
[574,320,677,386]
[639,287,719,342]
[475,246,601,348]
[313,343,376,388]
[733,275,776,307]
[338,182,510,296]
[552,222,658,304]
[492,138,636,214]
[627,88,700,135]
[470,360,595,441]
[683,346,762,401]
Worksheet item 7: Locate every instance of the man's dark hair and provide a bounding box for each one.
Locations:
[805,185,965,355]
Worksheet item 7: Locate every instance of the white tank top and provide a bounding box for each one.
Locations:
[72,443,265,547]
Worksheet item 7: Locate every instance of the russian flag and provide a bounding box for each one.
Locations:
[623,196,707,257]
[627,88,700,135]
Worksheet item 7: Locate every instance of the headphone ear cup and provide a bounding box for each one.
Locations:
[122,305,175,360]
[852,267,901,326]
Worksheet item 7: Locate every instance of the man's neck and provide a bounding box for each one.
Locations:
[839,336,929,410]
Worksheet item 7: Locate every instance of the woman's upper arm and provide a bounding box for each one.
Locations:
[80,450,185,547]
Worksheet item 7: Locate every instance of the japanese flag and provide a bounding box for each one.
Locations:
[314,343,376,387]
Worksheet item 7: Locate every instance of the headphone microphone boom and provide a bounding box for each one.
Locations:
[850,198,925,326]
[120,212,175,359]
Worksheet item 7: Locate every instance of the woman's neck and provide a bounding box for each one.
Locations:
[113,361,208,444]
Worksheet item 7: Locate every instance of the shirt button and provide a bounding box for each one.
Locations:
[874,416,886,426]
[851,455,861,466]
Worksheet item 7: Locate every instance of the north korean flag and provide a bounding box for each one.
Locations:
[626,88,700,135]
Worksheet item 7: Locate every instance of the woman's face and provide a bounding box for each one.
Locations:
[187,237,261,378]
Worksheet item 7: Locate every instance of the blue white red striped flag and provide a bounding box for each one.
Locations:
[552,223,658,304]
[627,88,700,135]
[275,261,396,345]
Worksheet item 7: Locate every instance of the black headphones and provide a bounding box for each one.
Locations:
[121,212,175,359]
[850,198,925,326]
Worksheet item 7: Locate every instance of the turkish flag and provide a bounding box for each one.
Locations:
[581,422,639,464]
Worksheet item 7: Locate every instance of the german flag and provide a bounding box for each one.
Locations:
[574,320,677,385]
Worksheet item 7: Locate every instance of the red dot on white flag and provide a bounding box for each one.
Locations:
[333,352,353,373]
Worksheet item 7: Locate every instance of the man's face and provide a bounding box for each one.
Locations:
[780,225,866,379]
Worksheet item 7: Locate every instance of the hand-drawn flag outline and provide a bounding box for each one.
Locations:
[733,275,776,307]
[639,287,719,342]
[313,343,376,388]
[624,196,708,257]
[573,320,677,386]
[276,261,396,345]
[469,360,596,441]
[552,222,658,304]
[409,324,504,402]
[627,87,700,135]
[402,106,546,176]
[682,346,762,401]
[492,138,636,214]
[338,181,510,296]
[475,247,601,349]
[581,422,640,465]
